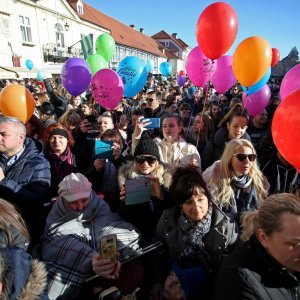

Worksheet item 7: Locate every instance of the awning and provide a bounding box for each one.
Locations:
[42,63,63,75]
[0,66,52,79]
[0,67,18,79]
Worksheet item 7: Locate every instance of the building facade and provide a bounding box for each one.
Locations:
[0,0,188,79]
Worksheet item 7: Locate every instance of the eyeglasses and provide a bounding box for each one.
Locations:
[135,155,157,164]
[233,153,257,162]
[147,98,154,102]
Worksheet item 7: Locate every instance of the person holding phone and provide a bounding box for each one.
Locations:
[36,173,141,299]
[118,139,167,237]
[132,114,201,187]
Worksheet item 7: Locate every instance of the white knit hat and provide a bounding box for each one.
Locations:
[58,173,92,202]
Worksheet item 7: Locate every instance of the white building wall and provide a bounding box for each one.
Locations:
[0,0,166,77]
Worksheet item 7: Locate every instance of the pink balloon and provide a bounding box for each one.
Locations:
[91,69,124,110]
[242,84,271,116]
[185,46,216,87]
[280,64,300,100]
[211,55,236,93]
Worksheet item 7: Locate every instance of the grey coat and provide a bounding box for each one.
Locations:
[155,202,239,267]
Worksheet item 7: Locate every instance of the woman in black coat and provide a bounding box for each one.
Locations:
[151,166,239,300]
[214,193,300,300]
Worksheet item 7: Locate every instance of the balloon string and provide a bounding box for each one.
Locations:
[196,83,210,149]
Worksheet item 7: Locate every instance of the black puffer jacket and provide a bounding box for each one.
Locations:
[215,235,300,300]
[202,127,251,171]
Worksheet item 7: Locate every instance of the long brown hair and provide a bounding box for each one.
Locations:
[0,199,30,246]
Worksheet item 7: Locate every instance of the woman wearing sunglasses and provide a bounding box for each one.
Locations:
[118,138,167,237]
[203,139,269,224]
[132,114,201,187]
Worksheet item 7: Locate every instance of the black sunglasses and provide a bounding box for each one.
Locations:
[233,153,257,162]
[147,98,154,102]
[135,155,157,164]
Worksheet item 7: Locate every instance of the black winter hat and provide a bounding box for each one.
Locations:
[39,102,55,115]
[134,139,160,160]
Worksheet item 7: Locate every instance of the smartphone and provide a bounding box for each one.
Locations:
[94,140,113,160]
[125,177,151,205]
[99,234,117,260]
[142,118,161,129]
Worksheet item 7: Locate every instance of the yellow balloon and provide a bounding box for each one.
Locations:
[0,85,35,123]
[233,36,272,88]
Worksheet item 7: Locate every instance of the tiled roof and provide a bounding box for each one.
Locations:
[66,1,167,58]
[151,30,189,50]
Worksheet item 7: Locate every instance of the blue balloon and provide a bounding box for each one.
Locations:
[242,67,271,95]
[188,86,197,95]
[25,59,33,71]
[145,60,154,73]
[37,70,44,81]
[160,62,172,76]
[117,56,147,98]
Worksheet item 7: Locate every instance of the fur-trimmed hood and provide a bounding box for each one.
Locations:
[118,160,166,188]
[1,247,48,300]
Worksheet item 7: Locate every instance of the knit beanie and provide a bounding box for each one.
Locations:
[134,139,160,160]
[58,173,92,202]
[172,263,207,299]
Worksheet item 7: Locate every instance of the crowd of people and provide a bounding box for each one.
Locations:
[0,75,299,300]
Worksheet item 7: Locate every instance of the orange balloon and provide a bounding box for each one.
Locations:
[0,85,35,123]
[233,36,272,88]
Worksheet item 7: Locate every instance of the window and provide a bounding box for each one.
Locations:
[19,16,32,43]
[56,31,65,48]
[77,3,83,15]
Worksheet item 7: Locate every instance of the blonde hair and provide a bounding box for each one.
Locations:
[241,193,300,241]
[210,139,268,206]
[118,160,165,188]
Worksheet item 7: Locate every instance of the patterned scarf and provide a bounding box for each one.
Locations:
[231,175,259,213]
[178,203,213,270]
[48,146,75,186]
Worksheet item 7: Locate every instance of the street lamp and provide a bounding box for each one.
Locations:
[64,22,70,31]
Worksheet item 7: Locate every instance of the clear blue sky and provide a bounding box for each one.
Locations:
[85,0,299,59]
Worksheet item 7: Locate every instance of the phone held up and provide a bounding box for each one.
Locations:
[99,234,117,260]
[94,140,113,160]
[141,117,160,129]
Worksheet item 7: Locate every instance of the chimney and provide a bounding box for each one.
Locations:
[172,33,177,39]
[129,24,136,29]
[140,28,144,33]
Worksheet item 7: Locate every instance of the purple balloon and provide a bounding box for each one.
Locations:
[61,58,91,96]
[186,46,216,87]
[177,75,186,87]
[91,69,124,110]
[280,64,300,100]
[211,55,236,93]
[242,84,271,116]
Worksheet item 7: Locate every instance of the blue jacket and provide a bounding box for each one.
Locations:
[0,137,51,240]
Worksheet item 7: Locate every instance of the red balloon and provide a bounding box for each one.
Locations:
[179,70,185,76]
[271,48,280,67]
[272,90,300,171]
[196,2,238,60]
